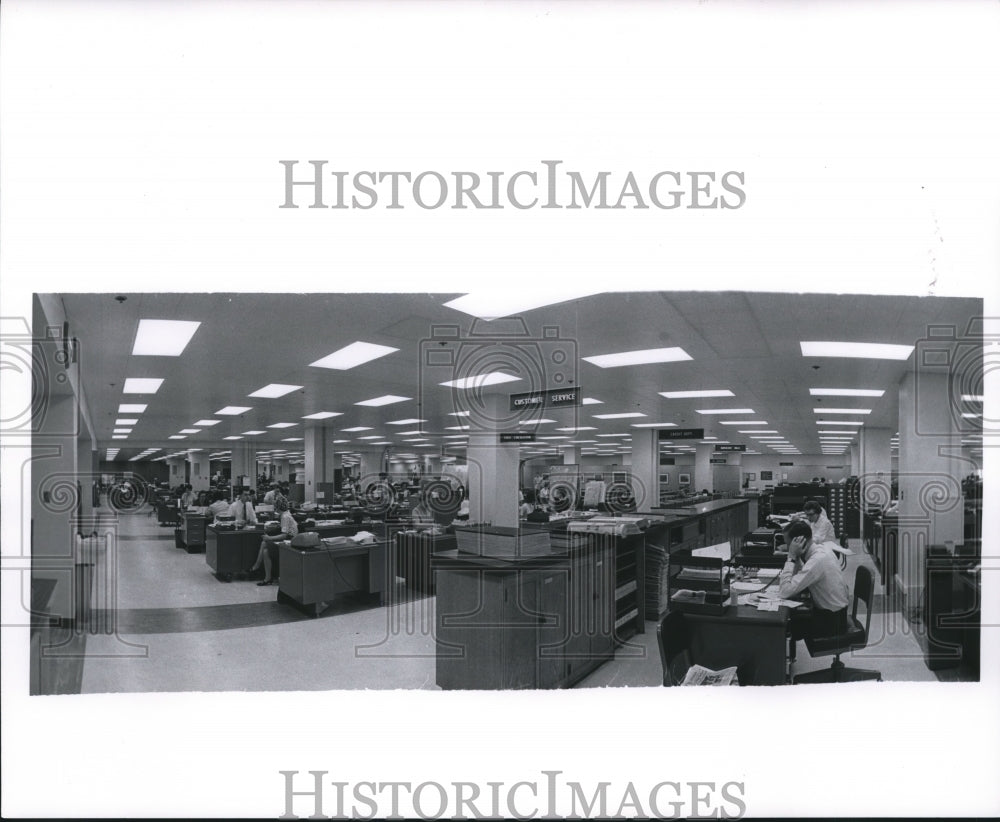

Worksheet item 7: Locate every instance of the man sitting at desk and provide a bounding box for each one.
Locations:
[229,490,258,527]
[779,520,849,650]
[794,499,837,545]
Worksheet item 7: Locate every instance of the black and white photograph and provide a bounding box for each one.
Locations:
[2,1,998,819]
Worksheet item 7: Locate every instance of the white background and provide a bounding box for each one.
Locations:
[2,0,999,817]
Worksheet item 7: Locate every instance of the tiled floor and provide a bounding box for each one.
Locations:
[58,510,959,694]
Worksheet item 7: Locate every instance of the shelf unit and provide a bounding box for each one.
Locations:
[667,550,728,616]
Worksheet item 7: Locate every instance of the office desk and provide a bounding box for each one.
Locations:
[180,513,208,553]
[680,603,792,686]
[277,540,388,617]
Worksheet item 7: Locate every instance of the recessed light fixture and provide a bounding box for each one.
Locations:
[118,404,147,413]
[818,429,858,434]
[113,428,132,434]
[448,411,472,417]
[216,406,253,415]
[331,439,350,444]
[386,418,427,425]
[302,411,342,420]
[719,420,768,426]
[739,430,777,434]
[445,425,470,431]
[630,422,679,428]
[441,291,601,321]
[267,422,298,429]
[556,426,597,432]
[115,418,139,425]
[660,389,735,399]
[355,395,411,407]
[815,420,864,426]
[281,437,304,442]
[241,430,266,435]
[342,427,373,432]
[439,372,522,389]
[168,435,186,440]
[696,408,755,415]
[581,398,603,405]
[443,434,468,439]
[132,319,201,356]
[593,412,647,420]
[809,388,885,397]
[112,435,128,440]
[961,394,984,402]
[309,341,400,370]
[357,435,383,440]
[194,420,221,427]
[961,412,981,418]
[800,341,915,360]
[123,378,164,394]
[582,347,692,368]
[179,429,200,434]
[224,435,243,441]
[518,419,556,425]
[249,384,303,399]
[596,433,631,438]
[567,440,598,444]
[811,408,872,415]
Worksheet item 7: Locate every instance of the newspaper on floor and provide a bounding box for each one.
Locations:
[681,664,739,686]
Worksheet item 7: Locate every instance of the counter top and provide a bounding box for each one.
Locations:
[650,498,752,517]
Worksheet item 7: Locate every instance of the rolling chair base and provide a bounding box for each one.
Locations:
[793,659,882,684]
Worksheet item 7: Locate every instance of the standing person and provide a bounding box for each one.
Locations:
[228,490,257,527]
[263,484,278,505]
[250,495,297,585]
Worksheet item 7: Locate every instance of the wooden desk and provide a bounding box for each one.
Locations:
[206,526,265,580]
[680,604,791,686]
[277,541,388,617]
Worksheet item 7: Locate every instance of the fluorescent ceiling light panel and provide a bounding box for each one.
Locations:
[217,406,252,415]
[809,388,885,398]
[448,411,471,417]
[596,433,631,438]
[168,435,186,440]
[115,418,139,425]
[387,419,426,425]
[443,435,468,439]
[281,438,303,442]
[241,430,266,435]
[961,413,981,418]
[800,341,915,360]
[194,420,221,427]
[439,372,521,389]
[567,440,598,444]
[818,429,858,434]
[445,425,470,431]
[310,341,399,370]
[223,436,243,441]
[557,427,597,432]
[961,394,984,402]
[442,291,601,321]
[696,408,755,415]
[581,398,603,405]
[248,384,302,399]
[355,395,411,407]
[179,428,200,434]
[659,389,735,399]
[357,435,383,440]
[811,408,872,415]
[582,347,692,368]
[739,430,777,434]
[118,404,147,413]
[518,419,556,425]
[815,420,864,426]
[719,420,767,426]
[113,428,132,434]
[267,422,298,429]
[112,435,128,440]
[303,412,343,420]
[631,422,678,428]
[132,319,201,356]
[331,439,350,444]
[593,412,647,420]
[342,427,373,432]
[123,378,163,394]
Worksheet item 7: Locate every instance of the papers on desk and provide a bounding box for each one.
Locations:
[677,567,724,582]
[739,593,805,610]
[692,541,733,561]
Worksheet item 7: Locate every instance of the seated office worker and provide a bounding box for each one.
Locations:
[206,491,231,521]
[779,520,849,647]
[798,499,837,544]
[229,490,258,527]
[251,495,298,586]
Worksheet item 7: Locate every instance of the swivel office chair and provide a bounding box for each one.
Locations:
[656,611,694,686]
[793,565,882,684]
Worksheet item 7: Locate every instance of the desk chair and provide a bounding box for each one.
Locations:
[657,612,694,686]
[793,565,882,684]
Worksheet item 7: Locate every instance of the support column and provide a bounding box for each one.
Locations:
[695,443,714,492]
[229,442,258,491]
[166,456,186,487]
[466,394,519,527]
[303,425,328,500]
[896,371,965,615]
[188,450,210,493]
[628,429,656,510]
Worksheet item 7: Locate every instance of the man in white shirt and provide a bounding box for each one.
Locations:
[206,492,231,521]
[799,499,837,544]
[262,484,278,505]
[228,490,257,526]
[780,520,849,654]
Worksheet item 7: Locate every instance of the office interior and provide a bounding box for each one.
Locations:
[25,290,985,694]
